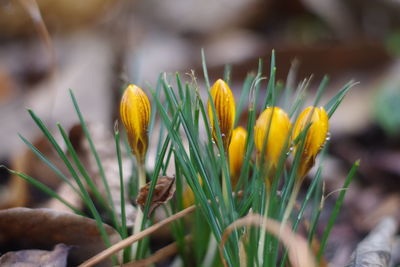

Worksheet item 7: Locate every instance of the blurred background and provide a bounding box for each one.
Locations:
[1,0,400,265]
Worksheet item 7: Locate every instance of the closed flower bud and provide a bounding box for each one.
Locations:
[229,127,247,187]
[254,107,291,166]
[120,84,151,163]
[292,106,329,178]
[208,79,236,150]
[182,175,203,208]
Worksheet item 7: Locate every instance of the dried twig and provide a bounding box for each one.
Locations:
[17,0,55,72]
[219,213,316,267]
[122,235,192,267]
[78,205,196,267]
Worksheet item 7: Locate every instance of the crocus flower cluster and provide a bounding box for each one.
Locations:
[254,105,329,179]
[120,79,329,192]
[208,79,329,182]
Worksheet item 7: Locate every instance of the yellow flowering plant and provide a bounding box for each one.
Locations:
[120,84,151,166]
[9,51,360,267]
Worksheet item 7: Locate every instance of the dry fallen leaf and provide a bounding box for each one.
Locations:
[0,135,68,209]
[0,208,121,267]
[0,243,70,267]
[346,217,398,267]
[136,176,176,217]
[360,194,400,231]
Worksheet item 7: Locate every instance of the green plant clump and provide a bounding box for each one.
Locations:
[6,51,359,267]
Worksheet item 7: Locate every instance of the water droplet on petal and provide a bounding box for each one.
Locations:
[325,132,331,141]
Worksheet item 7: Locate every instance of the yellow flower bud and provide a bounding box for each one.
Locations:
[229,127,247,187]
[120,84,151,163]
[182,175,203,208]
[254,107,291,167]
[208,79,236,150]
[182,185,195,209]
[292,106,329,178]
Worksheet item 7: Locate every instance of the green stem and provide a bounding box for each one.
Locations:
[138,162,146,189]
[132,162,146,259]
[257,179,271,265]
[280,178,302,234]
[222,150,230,206]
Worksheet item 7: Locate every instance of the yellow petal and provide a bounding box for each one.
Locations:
[208,79,236,150]
[254,107,291,166]
[229,127,248,187]
[292,106,329,177]
[182,175,203,208]
[120,84,151,163]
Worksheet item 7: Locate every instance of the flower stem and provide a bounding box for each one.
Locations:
[222,150,230,206]
[132,162,146,259]
[257,179,271,265]
[280,178,302,234]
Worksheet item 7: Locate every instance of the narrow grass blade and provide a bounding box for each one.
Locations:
[317,160,360,262]
[224,64,232,85]
[235,74,255,125]
[279,167,323,267]
[18,134,81,196]
[114,122,130,262]
[3,166,83,215]
[57,123,120,231]
[69,89,117,222]
[26,110,114,260]
[324,81,358,118]
[201,49,211,89]
[312,75,329,107]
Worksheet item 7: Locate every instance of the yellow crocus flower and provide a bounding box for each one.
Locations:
[208,79,236,150]
[292,106,329,178]
[229,127,247,188]
[254,107,291,167]
[120,84,151,164]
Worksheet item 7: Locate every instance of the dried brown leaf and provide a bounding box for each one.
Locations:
[0,208,121,267]
[1,135,66,209]
[136,176,176,217]
[346,217,398,267]
[360,194,400,231]
[79,205,196,267]
[0,243,69,267]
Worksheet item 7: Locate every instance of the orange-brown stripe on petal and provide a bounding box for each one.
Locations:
[208,79,236,150]
[254,107,291,167]
[120,84,151,163]
[292,106,329,178]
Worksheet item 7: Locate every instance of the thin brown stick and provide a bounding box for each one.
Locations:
[122,235,192,267]
[219,213,316,267]
[17,0,55,72]
[79,205,196,267]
